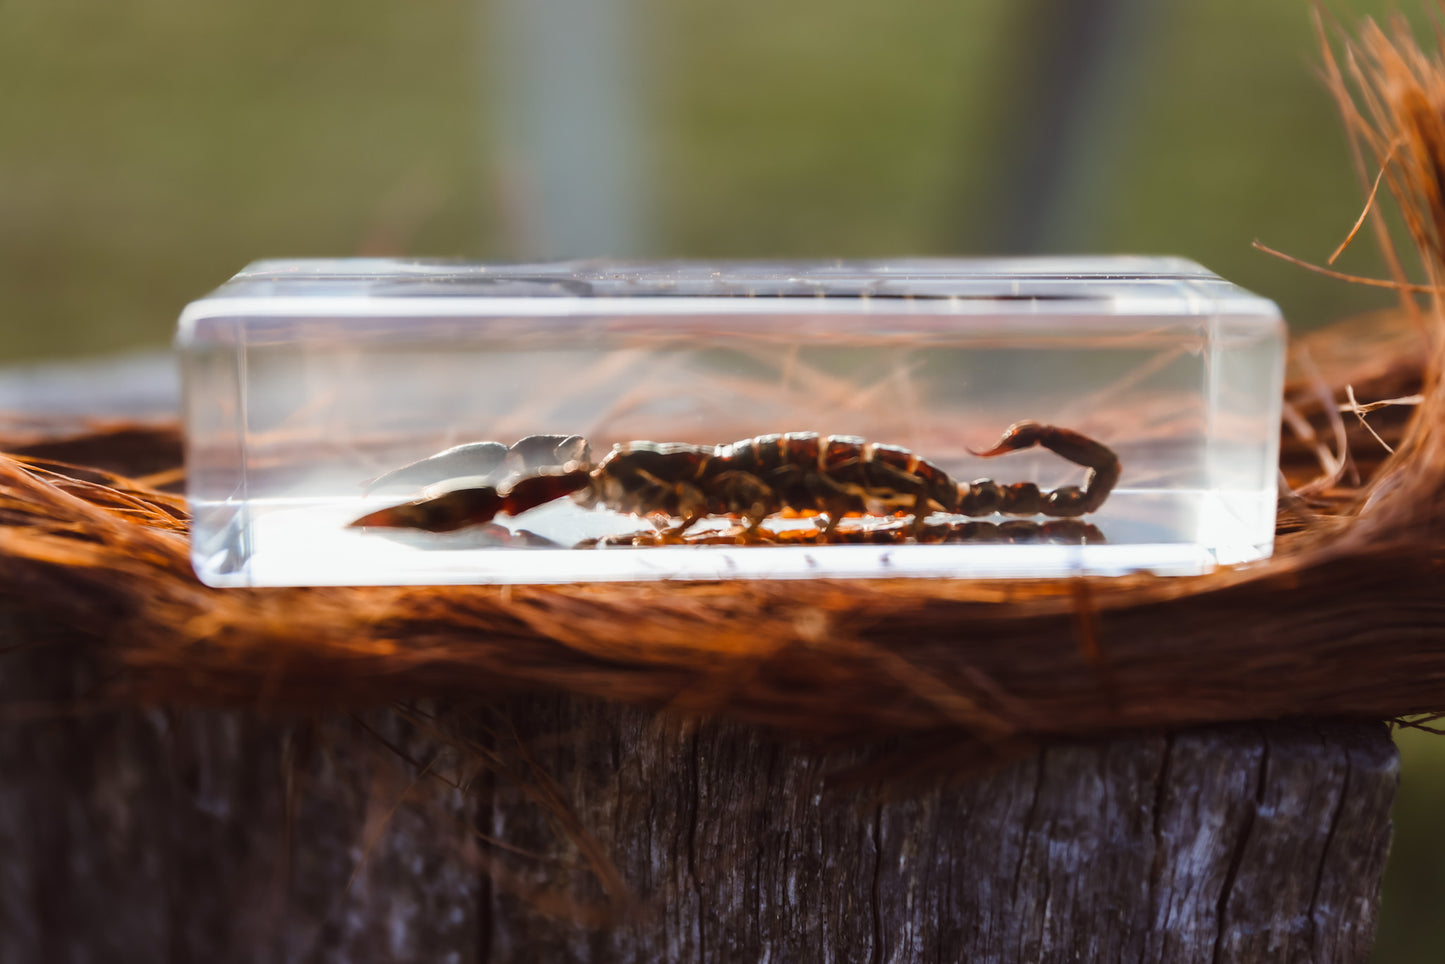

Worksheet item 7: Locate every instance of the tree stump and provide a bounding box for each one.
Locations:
[0,609,1397,963]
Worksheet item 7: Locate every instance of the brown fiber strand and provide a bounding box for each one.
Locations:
[4,14,1445,745]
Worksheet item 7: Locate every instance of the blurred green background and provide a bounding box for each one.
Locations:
[2,0,1442,957]
[0,0,1425,363]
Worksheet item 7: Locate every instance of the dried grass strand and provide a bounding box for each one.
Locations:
[1329,139,1400,264]
[1252,239,1440,291]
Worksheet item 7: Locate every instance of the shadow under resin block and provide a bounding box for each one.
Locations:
[177,257,1285,586]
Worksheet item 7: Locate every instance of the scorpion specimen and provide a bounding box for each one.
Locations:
[349,422,1121,547]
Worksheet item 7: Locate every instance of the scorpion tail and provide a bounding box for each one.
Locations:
[968,421,1121,516]
[351,467,594,532]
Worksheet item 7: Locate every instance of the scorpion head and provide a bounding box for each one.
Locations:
[586,442,712,520]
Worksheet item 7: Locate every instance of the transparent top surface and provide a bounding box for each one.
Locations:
[178,257,1281,335]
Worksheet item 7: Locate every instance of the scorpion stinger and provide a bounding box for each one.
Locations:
[965,421,1122,517]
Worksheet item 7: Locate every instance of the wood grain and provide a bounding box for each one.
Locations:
[0,616,1397,963]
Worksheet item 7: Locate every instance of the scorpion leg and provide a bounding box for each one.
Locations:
[649,484,708,541]
[968,421,1121,516]
[798,472,865,541]
[657,508,704,542]
[620,475,709,542]
[350,467,593,532]
[857,457,947,534]
[709,470,779,540]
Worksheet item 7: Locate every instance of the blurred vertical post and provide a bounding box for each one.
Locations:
[488,0,652,259]
[969,0,1165,254]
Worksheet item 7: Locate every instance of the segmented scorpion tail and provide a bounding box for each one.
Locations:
[963,421,1121,518]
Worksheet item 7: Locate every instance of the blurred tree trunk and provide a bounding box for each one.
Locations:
[0,608,1397,963]
[489,0,651,258]
[956,0,1165,253]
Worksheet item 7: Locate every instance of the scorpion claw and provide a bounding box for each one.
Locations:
[351,467,595,534]
[506,434,592,472]
[350,486,506,532]
[361,441,510,492]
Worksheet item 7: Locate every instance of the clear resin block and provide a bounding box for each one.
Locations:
[178,257,1285,587]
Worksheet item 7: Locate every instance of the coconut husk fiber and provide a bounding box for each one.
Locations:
[5,17,1445,748]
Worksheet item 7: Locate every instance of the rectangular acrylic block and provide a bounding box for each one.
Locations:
[178,257,1286,587]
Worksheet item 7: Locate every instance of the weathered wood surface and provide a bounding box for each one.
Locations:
[0,610,1397,963]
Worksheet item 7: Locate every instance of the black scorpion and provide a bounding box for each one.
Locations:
[350,422,1121,546]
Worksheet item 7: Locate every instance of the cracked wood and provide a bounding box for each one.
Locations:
[0,619,1397,963]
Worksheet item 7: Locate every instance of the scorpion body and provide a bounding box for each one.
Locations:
[350,422,1121,545]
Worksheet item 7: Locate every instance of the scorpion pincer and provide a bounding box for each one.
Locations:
[349,421,1121,544]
